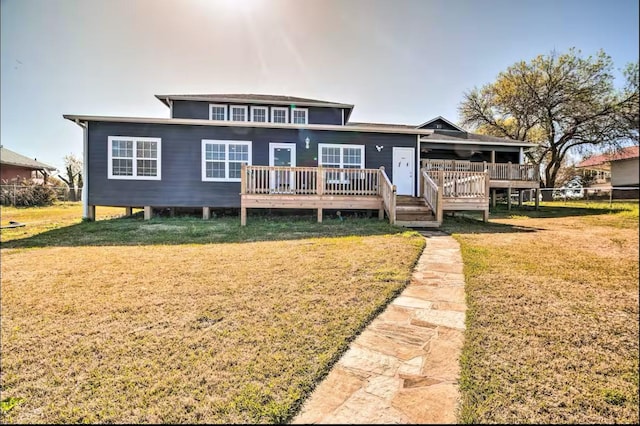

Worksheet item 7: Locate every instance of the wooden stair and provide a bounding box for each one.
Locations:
[395,196,440,228]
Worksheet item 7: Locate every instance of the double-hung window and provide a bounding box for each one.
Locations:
[202,140,252,182]
[292,108,308,124]
[230,105,248,122]
[318,143,365,183]
[108,136,161,180]
[271,107,289,123]
[209,104,227,121]
[250,106,268,122]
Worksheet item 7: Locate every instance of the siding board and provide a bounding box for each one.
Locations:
[88,121,415,207]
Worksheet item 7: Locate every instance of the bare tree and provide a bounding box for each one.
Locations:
[58,154,83,201]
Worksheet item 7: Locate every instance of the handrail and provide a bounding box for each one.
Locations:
[378,166,396,224]
[422,159,539,182]
[421,168,442,223]
[242,165,380,196]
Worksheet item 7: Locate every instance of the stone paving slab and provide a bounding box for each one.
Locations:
[292,231,466,424]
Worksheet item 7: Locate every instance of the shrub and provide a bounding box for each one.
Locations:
[0,180,57,206]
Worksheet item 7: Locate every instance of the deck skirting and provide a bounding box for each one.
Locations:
[241,194,383,210]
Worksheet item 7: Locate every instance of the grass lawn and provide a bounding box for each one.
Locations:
[0,203,424,423]
[443,200,639,424]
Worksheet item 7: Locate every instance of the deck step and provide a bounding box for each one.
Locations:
[395,220,441,228]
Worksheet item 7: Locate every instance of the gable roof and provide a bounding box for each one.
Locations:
[576,146,640,168]
[417,116,465,132]
[0,146,57,171]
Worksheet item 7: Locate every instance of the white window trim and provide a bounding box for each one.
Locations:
[201,139,252,182]
[250,106,268,122]
[209,104,228,121]
[229,105,249,122]
[108,136,162,180]
[291,107,308,124]
[318,143,365,183]
[271,106,289,124]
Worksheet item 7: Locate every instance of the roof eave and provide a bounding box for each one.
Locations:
[420,136,537,147]
[154,95,354,109]
[62,114,437,135]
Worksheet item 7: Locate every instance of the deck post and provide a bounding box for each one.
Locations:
[483,208,489,223]
[492,189,497,208]
[436,170,444,223]
[535,188,540,210]
[203,207,211,220]
[518,190,523,207]
[379,202,384,220]
[144,206,152,220]
[317,208,323,223]
[506,188,512,211]
[241,164,247,194]
[317,166,324,195]
[125,207,132,216]
[87,205,96,221]
[241,206,247,226]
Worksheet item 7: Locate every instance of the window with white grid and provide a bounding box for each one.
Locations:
[230,105,248,122]
[250,106,268,122]
[202,140,252,182]
[209,104,227,121]
[271,107,288,123]
[318,144,365,183]
[108,137,161,180]
[292,108,308,124]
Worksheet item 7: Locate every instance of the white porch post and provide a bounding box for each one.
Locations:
[81,121,89,219]
[519,147,524,164]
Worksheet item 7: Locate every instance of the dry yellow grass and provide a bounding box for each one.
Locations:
[451,201,639,424]
[1,233,424,423]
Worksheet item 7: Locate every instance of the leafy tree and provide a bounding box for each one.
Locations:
[58,154,82,201]
[458,48,639,198]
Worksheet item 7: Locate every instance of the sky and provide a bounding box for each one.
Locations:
[1,0,639,172]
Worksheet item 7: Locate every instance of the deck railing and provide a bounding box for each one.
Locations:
[242,165,396,223]
[378,167,396,224]
[422,159,539,182]
[243,165,381,196]
[421,169,442,223]
[428,170,489,198]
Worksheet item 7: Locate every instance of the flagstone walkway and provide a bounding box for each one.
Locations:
[292,230,466,424]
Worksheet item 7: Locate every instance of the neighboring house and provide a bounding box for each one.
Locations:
[576,146,639,197]
[0,145,57,183]
[63,94,539,226]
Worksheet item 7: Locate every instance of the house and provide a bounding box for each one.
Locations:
[63,94,539,226]
[0,145,57,183]
[576,146,639,198]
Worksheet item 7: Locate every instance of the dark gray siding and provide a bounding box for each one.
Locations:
[307,107,343,125]
[172,101,211,120]
[88,121,417,208]
[171,100,344,125]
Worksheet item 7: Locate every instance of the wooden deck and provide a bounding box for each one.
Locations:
[240,165,395,225]
[240,161,541,227]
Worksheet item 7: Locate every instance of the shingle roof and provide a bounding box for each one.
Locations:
[155,93,354,108]
[346,121,417,129]
[0,146,57,171]
[576,146,640,168]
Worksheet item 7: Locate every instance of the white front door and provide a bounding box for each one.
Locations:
[393,147,415,196]
[269,143,296,192]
